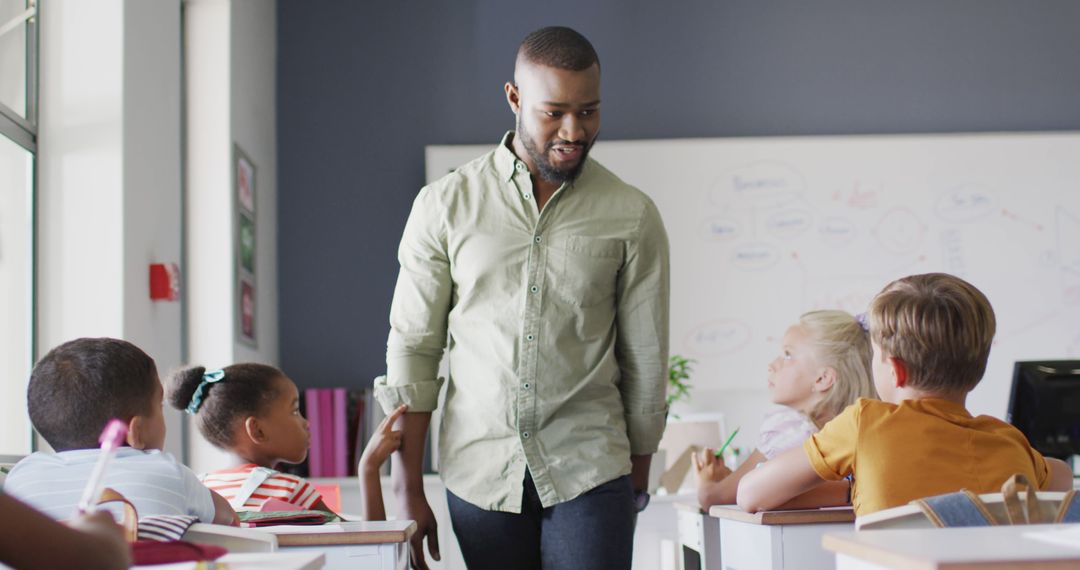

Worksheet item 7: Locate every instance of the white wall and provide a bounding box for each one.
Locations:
[37,0,186,458]
[35,0,277,464]
[231,0,278,366]
[185,0,278,472]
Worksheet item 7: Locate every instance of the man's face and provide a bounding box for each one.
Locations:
[506,60,601,184]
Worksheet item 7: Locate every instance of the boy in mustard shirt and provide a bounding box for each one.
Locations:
[738,273,1073,516]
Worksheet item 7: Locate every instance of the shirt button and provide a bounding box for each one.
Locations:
[516,163,525,171]
[522,432,530,439]
[534,236,542,243]
[526,334,535,341]
[523,193,532,200]
[523,383,531,389]
[530,285,539,293]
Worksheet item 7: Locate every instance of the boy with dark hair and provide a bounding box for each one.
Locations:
[5,338,237,525]
[737,273,1073,516]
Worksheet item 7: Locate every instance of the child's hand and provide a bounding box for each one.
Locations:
[692,447,733,483]
[67,511,131,562]
[359,404,407,473]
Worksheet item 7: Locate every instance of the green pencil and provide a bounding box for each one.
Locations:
[713,427,740,458]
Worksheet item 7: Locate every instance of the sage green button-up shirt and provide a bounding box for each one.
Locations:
[375,132,670,512]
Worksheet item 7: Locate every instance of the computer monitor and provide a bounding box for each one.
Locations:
[1007,360,1080,460]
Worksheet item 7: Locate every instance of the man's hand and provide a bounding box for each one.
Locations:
[397,490,440,570]
[390,410,437,568]
[692,447,733,483]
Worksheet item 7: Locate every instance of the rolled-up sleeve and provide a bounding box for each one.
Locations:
[377,186,452,414]
[615,198,671,455]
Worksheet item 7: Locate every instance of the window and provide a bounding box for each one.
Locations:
[0,0,36,455]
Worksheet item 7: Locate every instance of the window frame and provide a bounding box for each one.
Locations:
[0,0,38,455]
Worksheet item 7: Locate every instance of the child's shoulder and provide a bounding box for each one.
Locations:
[760,406,816,433]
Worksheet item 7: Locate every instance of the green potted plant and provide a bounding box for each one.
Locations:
[667,354,694,418]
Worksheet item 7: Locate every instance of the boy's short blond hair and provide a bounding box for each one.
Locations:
[868,273,995,393]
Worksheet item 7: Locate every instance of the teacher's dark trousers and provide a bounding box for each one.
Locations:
[446,472,636,570]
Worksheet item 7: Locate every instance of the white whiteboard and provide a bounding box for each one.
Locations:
[427,132,1080,448]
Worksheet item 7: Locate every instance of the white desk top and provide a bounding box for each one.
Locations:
[259,519,416,547]
[824,523,1080,569]
[134,550,324,570]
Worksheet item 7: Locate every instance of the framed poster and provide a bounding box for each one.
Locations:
[235,144,257,347]
[239,279,256,343]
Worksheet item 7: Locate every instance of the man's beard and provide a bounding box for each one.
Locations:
[517,117,593,184]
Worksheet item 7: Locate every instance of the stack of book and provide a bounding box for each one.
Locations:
[301,388,385,477]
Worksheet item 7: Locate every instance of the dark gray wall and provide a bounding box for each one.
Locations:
[277,0,1080,388]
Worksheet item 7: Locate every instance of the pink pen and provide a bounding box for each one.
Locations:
[76,419,129,514]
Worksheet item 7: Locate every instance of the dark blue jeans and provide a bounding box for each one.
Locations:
[446,472,636,570]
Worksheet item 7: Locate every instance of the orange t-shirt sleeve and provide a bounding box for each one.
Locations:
[803,401,862,481]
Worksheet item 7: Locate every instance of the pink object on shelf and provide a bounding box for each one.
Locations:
[319,390,334,477]
[332,388,348,477]
[311,483,341,513]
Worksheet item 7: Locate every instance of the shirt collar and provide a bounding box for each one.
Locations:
[495,131,521,182]
[903,397,973,419]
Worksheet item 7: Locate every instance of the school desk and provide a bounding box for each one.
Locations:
[260,520,415,570]
[675,501,722,570]
[709,505,855,570]
[133,550,325,570]
[824,523,1080,569]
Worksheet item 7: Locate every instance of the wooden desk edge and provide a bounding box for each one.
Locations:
[822,533,934,570]
[275,521,417,547]
[709,505,855,525]
[823,529,1080,570]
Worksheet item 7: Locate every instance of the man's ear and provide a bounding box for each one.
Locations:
[815,367,837,393]
[126,416,147,450]
[243,416,267,444]
[889,356,909,388]
[505,81,521,114]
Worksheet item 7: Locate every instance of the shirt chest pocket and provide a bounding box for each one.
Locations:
[552,236,625,308]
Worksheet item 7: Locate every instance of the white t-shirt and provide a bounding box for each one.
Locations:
[3,448,216,522]
[756,406,818,459]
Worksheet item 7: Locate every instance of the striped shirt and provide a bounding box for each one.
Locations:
[3,448,216,522]
[200,464,321,511]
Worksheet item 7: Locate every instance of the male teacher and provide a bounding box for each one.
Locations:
[375,26,670,570]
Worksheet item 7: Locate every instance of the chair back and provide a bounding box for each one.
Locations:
[857,490,1070,530]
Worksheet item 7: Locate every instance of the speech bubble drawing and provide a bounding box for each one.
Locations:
[731,242,781,271]
[685,319,753,357]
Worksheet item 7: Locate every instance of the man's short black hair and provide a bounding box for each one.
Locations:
[28,337,159,451]
[518,26,600,72]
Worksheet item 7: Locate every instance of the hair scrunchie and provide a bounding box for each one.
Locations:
[185,369,225,415]
[854,312,870,333]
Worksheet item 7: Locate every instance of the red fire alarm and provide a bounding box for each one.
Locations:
[149,263,181,301]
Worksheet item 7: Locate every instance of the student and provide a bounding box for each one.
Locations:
[737,273,1074,516]
[0,493,130,570]
[170,364,406,520]
[4,338,237,526]
[693,310,876,509]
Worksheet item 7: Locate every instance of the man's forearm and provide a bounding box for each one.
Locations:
[630,454,652,492]
[391,412,432,495]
